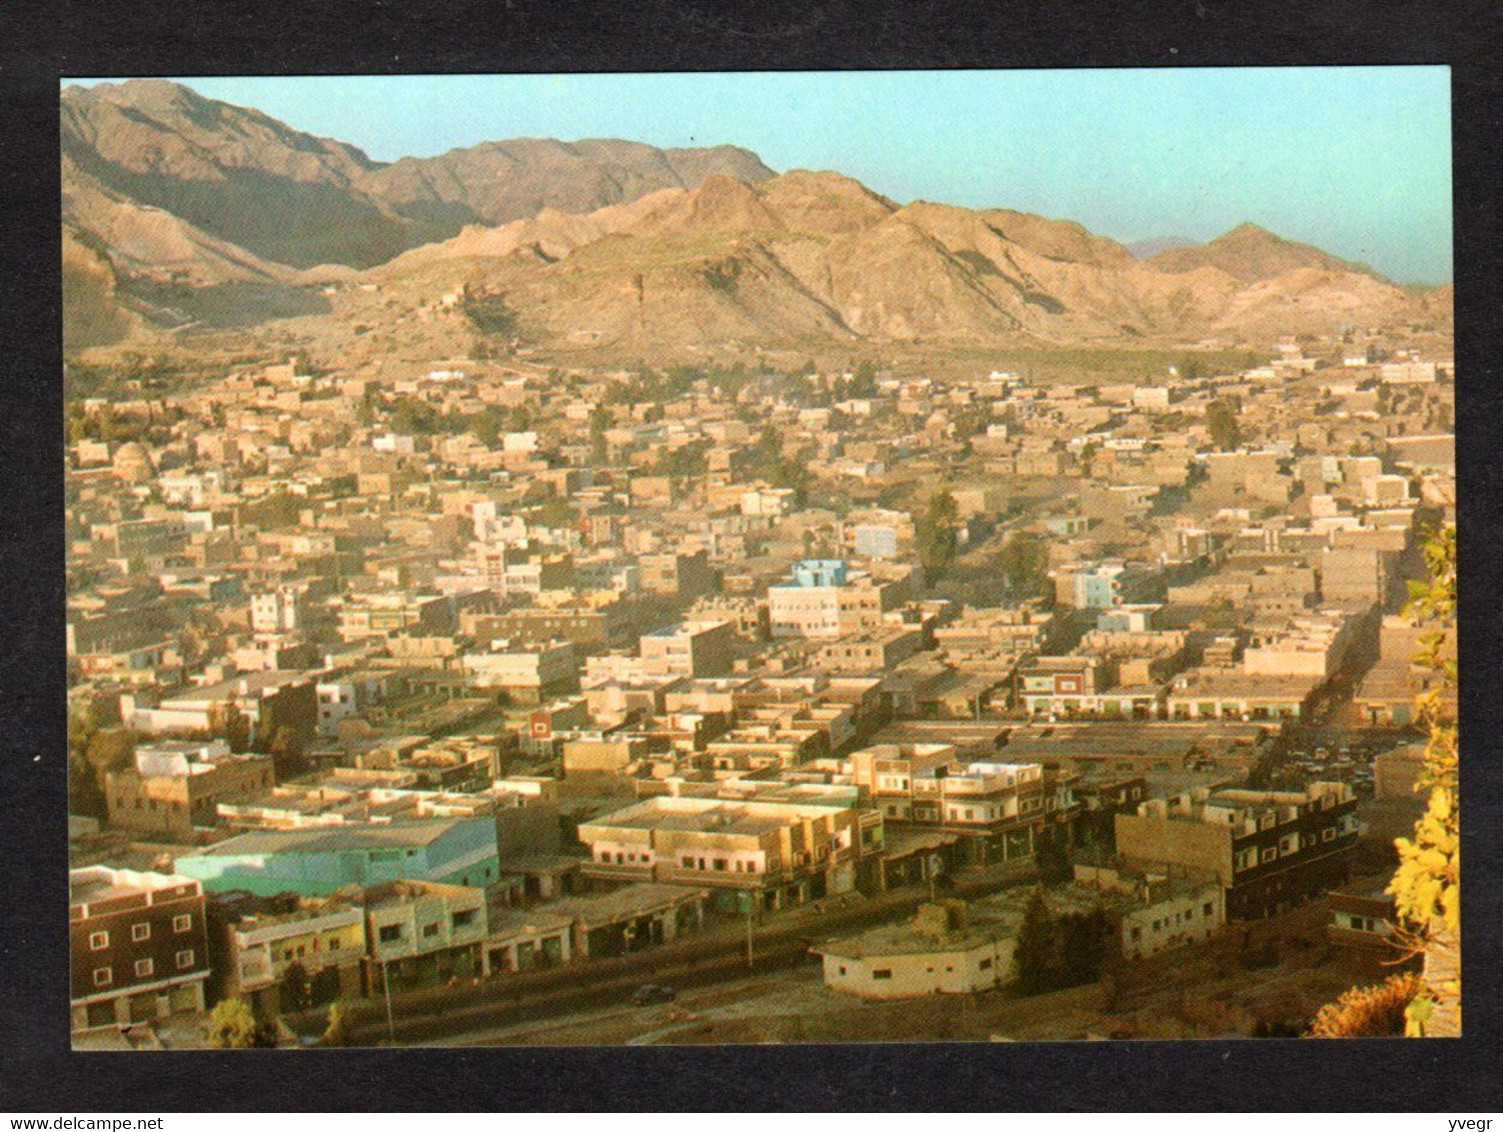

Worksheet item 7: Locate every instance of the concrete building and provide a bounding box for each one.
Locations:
[1115,782,1359,920]
[173,818,504,896]
[638,549,716,598]
[462,641,580,703]
[106,740,275,841]
[205,892,366,1015]
[767,560,908,639]
[359,879,491,991]
[577,794,879,914]
[70,867,211,1036]
[814,900,1013,1000]
[848,744,1071,865]
[1326,880,1401,953]
[639,619,737,678]
[1051,560,1162,610]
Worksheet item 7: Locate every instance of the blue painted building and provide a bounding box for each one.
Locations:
[785,559,849,588]
[174,818,502,896]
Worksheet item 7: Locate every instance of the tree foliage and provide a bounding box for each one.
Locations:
[281,961,312,1013]
[461,291,519,337]
[1012,888,1060,995]
[1206,398,1242,451]
[321,1001,352,1047]
[1307,973,1423,1038]
[208,998,274,1048]
[914,489,959,585]
[1386,523,1459,1034]
[1012,887,1110,995]
[998,532,1049,597]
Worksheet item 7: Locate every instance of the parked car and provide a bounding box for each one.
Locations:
[631,984,676,1006]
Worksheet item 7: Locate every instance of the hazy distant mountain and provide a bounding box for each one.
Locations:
[1148,222,1380,283]
[360,170,1436,354]
[58,80,1447,355]
[359,138,773,238]
[1126,236,1196,259]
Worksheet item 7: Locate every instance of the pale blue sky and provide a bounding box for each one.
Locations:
[65,69,1453,283]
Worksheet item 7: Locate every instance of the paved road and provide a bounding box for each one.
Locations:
[354,859,1040,1046]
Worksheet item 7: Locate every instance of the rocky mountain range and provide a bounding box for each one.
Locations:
[61,79,1450,355]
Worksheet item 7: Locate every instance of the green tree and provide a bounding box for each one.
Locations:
[461,291,519,337]
[388,396,444,436]
[321,1001,352,1047]
[242,491,303,530]
[1078,440,1098,478]
[998,532,1049,597]
[208,699,251,755]
[1388,523,1458,1035]
[588,405,613,464]
[208,998,270,1048]
[1177,356,1206,382]
[1012,888,1062,995]
[847,360,879,399]
[1058,909,1111,987]
[914,489,960,585]
[1206,398,1242,451]
[467,408,506,447]
[281,962,312,1013]
[84,728,137,791]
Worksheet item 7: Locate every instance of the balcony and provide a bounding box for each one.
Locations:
[579,860,655,883]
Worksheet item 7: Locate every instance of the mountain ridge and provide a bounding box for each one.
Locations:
[59,80,1449,356]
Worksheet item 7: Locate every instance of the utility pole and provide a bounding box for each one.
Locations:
[745,903,755,970]
[381,960,395,1044]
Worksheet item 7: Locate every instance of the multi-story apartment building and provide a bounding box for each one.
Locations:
[336,593,454,641]
[70,867,211,1035]
[1051,560,1163,610]
[462,641,580,702]
[1016,656,1107,717]
[577,794,881,914]
[638,619,737,678]
[206,892,367,1015]
[1114,782,1360,920]
[638,549,716,598]
[250,584,307,636]
[360,879,491,991]
[105,740,276,841]
[847,744,1074,864]
[767,559,908,639]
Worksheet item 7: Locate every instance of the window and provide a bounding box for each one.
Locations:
[89,931,109,951]
[713,859,728,872]
[1203,902,1214,917]
[173,914,192,933]
[378,924,403,943]
[979,958,993,970]
[134,958,154,978]
[452,910,476,929]
[1261,847,1278,863]
[422,923,440,938]
[838,966,846,976]
[1322,827,1336,842]
[872,969,893,980]
[93,967,112,988]
[176,949,195,969]
[1130,927,1142,942]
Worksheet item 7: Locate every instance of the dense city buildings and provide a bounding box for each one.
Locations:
[60,77,1455,1048]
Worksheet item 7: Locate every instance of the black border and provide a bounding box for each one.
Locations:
[3,0,1500,1112]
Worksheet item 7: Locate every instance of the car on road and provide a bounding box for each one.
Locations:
[631,984,677,1006]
